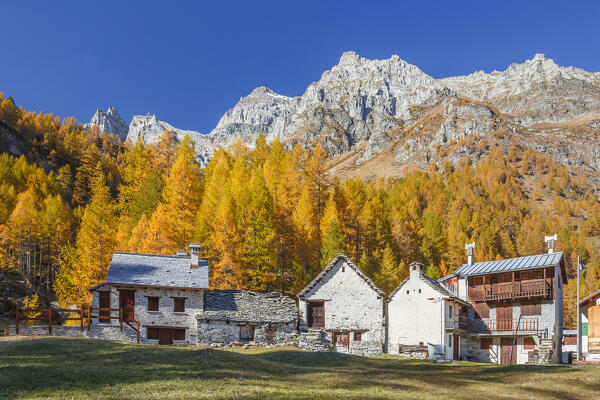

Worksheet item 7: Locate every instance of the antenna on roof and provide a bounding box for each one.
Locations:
[545,234,557,254]
[465,242,475,266]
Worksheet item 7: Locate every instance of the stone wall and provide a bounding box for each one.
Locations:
[397,345,428,359]
[197,320,297,345]
[8,324,142,343]
[91,284,204,344]
[299,258,384,356]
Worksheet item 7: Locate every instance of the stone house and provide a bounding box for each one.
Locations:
[439,239,567,364]
[386,262,471,360]
[90,244,209,345]
[578,288,600,361]
[297,254,385,356]
[197,290,298,345]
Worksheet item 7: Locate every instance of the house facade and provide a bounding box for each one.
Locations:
[578,288,600,361]
[90,244,209,344]
[439,242,567,364]
[387,262,471,360]
[297,254,385,356]
[197,290,298,345]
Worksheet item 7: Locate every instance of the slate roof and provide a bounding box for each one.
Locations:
[199,290,298,323]
[440,252,566,282]
[298,254,384,299]
[99,252,209,289]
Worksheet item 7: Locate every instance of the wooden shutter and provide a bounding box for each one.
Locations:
[521,300,541,316]
[147,327,159,340]
[523,337,536,350]
[173,328,186,341]
[480,338,492,349]
[173,298,185,312]
[147,297,159,311]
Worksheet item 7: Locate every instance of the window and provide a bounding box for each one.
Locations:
[147,297,159,311]
[448,335,452,347]
[406,290,409,294]
[147,327,159,340]
[480,338,493,350]
[333,332,349,347]
[354,332,362,342]
[418,289,421,293]
[173,328,186,341]
[448,305,453,316]
[173,298,186,312]
[240,326,255,341]
[523,337,536,350]
[521,301,541,316]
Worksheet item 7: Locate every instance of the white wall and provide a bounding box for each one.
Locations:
[387,274,445,355]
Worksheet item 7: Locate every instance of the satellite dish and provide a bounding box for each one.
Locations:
[596,298,600,306]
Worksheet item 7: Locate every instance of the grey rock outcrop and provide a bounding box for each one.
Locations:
[85,106,129,141]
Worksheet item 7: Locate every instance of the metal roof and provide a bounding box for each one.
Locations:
[101,252,209,289]
[579,288,600,306]
[451,252,564,278]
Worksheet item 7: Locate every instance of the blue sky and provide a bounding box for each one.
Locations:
[2,1,599,133]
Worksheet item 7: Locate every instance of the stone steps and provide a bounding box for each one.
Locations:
[298,329,330,352]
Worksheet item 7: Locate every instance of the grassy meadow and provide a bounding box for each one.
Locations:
[0,336,598,399]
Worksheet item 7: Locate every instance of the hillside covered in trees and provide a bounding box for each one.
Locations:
[1,92,599,328]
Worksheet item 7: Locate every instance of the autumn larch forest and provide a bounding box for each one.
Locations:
[0,92,598,328]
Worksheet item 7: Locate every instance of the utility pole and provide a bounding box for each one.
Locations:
[577,255,581,361]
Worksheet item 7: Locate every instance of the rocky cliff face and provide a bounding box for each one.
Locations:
[86,52,600,185]
[84,107,129,141]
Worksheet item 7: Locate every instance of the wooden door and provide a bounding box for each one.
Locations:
[497,304,513,331]
[500,338,517,364]
[99,291,111,323]
[307,301,325,328]
[453,335,459,360]
[159,328,173,345]
[119,290,135,322]
[590,303,600,352]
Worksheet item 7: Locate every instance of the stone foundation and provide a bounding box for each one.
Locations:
[397,345,428,359]
[196,320,297,345]
[8,324,142,343]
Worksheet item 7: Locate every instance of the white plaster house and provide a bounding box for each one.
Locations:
[386,262,471,360]
[297,254,385,356]
[90,244,209,345]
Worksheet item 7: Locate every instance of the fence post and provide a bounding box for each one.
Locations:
[48,308,52,335]
[119,307,123,332]
[136,321,140,344]
[80,309,83,332]
[15,308,19,335]
[87,306,91,331]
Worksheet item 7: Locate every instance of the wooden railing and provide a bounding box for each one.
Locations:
[469,279,551,301]
[445,316,470,331]
[469,318,539,333]
[14,306,140,343]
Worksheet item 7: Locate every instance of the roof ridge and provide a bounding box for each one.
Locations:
[113,251,209,260]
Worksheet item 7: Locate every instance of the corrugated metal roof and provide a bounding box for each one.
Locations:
[451,252,563,277]
[102,252,209,289]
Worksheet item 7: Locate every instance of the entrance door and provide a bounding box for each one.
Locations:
[159,328,173,345]
[99,291,111,323]
[453,335,459,360]
[497,304,513,331]
[500,338,517,364]
[307,301,325,328]
[119,290,135,322]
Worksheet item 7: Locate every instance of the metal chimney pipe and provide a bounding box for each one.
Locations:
[544,234,557,254]
[465,242,475,266]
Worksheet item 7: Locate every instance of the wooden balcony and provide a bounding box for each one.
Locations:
[469,318,539,334]
[469,279,551,302]
[445,316,469,331]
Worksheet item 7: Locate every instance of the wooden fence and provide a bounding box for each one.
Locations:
[14,306,139,343]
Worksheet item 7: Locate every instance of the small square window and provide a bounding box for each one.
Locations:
[406,290,410,294]
[173,328,186,341]
[354,332,362,342]
[240,326,255,341]
[147,297,159,311]
[418,289,421,293]
[173,298,186,312]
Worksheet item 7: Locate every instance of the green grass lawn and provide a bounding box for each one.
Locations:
[0,337,598,400]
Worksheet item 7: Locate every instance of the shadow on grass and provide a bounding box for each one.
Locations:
[0,337,592,400]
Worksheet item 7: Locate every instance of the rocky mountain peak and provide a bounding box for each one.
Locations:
[85,106,128,141]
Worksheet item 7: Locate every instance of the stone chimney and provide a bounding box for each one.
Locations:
[189,243,201,269]
[465,242,475,266]
[409,262,424,279]
[545,234,557,254]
